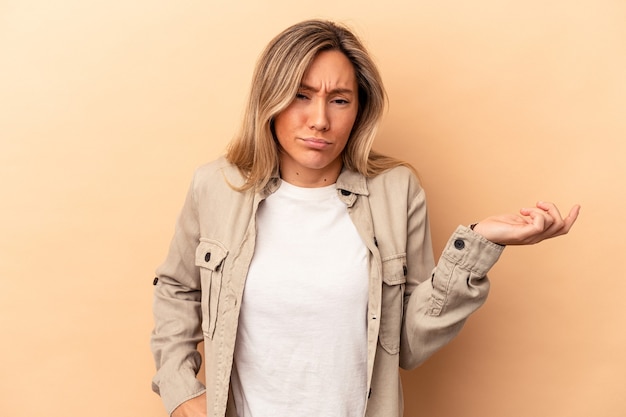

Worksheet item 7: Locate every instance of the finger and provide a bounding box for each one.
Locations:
[513,209,549,243]
[538,200,566,222]
[516,203,580,243]
[561,204,581,232]
[526,207,554,231]
[536,201,563,218]
[523,210,556,244]
[540,202,581,236]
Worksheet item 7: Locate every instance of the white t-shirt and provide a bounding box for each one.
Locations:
[231,181,369,417]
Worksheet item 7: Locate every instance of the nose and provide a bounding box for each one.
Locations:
[308,100,329,132]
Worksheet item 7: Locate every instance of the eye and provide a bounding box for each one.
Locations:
[333,98,349,105]
[295,92,309,100]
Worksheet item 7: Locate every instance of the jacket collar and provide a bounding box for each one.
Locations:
[336,168,369,197]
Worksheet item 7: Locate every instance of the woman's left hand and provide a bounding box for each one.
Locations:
[471,201,581,246]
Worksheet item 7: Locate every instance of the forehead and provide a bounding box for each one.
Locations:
[300,50,357,90]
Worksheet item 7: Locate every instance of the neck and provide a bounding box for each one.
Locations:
[279,158,342,188]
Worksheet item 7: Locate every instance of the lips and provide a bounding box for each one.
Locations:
[299,137,332,150]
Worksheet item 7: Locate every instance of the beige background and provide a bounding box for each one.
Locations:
[1,0,624,416]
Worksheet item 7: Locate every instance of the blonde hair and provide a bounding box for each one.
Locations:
[226,19,411,191]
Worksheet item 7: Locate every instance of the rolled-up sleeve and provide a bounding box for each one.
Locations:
[400,213,504,369]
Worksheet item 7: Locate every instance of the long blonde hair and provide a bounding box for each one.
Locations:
[226,19,411,191]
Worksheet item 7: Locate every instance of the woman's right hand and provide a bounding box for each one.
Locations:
[171,393,207,417]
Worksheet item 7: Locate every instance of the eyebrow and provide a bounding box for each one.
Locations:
[299,83,355,96]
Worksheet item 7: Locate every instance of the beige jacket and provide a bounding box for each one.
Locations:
[150,157,504,416]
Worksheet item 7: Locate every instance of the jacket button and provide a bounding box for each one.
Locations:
[454,239,465,250]
[340,189,351,196]
[205,252,211,262]
[403,265,408,276]
[153,277,159,285]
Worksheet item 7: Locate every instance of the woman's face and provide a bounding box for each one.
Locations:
[274,49,359,187]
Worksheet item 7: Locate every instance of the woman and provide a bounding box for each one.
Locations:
[150,19,579,417]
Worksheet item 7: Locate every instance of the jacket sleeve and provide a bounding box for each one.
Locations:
[150,175,207,415]
[399,188,504,370]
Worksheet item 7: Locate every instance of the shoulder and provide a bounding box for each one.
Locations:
[367,165,424,199]
[192,156,245,190]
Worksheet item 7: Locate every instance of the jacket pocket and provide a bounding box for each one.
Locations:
[379,254,407,355]
[195,239,229,340]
